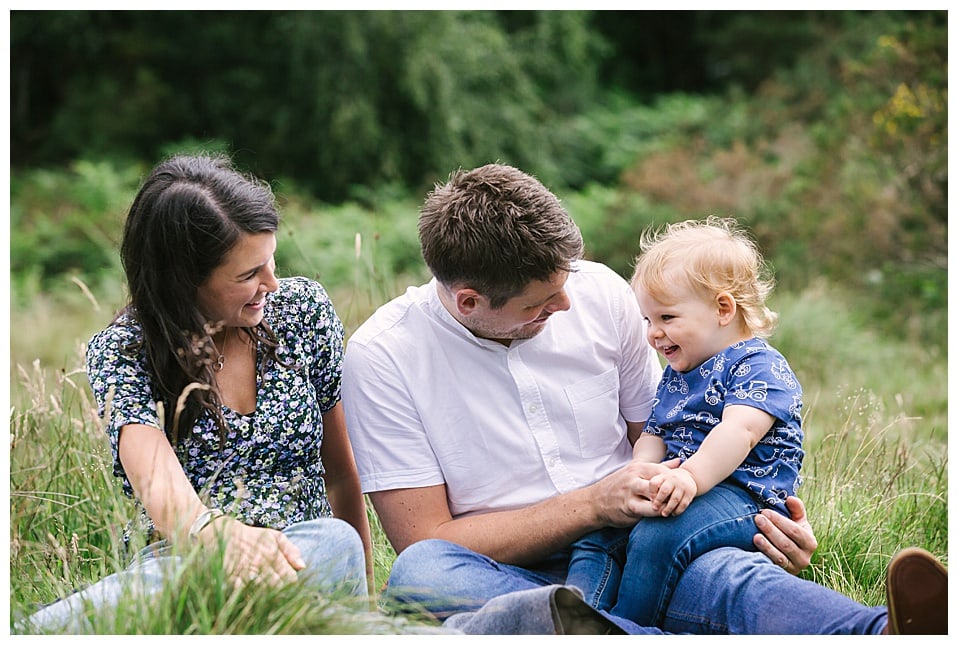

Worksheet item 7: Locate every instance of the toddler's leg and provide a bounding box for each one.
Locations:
[613,483,759,626]
[565,527,630,610]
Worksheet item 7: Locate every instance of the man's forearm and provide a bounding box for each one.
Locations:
[430,485,604,566]
[373,461,667,566]
[431,459,678,564]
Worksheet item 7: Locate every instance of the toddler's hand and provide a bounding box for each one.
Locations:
[650,469,697,517]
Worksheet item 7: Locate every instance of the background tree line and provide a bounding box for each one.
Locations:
[10,10,859,197]
[10,9,947,347]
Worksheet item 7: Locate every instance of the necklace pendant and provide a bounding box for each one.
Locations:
[212,354,225,372]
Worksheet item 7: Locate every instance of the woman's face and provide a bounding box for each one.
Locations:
[196,231,279,328]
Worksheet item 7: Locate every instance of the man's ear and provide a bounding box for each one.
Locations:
[455,288,483,316]
[716,291,737,326]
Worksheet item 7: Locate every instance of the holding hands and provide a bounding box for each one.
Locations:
[589,458,683,526]
[647,467,697,517]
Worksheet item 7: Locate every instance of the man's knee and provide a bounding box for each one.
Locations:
[389,539,463,587]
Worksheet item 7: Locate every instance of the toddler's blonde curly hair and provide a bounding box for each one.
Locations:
[631,216,779,338]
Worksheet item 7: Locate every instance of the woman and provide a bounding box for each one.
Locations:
[24,154,372,632]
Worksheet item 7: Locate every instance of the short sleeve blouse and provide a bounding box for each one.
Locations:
[86,277,344,530]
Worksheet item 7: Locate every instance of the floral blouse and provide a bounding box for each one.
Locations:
[86,277,344,533]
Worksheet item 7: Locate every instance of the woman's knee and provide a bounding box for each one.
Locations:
[283,518,367,594]
[284,517,362,554]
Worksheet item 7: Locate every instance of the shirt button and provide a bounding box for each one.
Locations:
[529,404,537,413]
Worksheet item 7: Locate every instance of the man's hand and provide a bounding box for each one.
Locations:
[591,458,683,526]
[753,496,817,575]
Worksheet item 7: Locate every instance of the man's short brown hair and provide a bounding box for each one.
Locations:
[419,164,584,308]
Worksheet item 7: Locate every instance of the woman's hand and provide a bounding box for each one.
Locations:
[199,516,306,588]
[753,496,818,575]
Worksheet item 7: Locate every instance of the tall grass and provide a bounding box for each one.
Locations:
[8,353,425,634]
[8,275,947,634]
[767,287,948,606]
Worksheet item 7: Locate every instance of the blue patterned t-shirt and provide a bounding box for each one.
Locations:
[643,337,804,515]
[86,277,344,531]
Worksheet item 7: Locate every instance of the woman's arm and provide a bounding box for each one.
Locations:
[118,423,209,542]
[118,423,304,587]
[320,402,375,590]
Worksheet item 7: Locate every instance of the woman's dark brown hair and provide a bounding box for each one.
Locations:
[119,153,287,443]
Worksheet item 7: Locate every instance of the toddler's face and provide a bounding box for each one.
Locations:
[634,285,728,373]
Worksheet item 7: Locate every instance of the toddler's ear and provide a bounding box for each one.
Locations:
[715,291,737,325]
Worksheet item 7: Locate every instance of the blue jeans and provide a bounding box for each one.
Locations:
[20,517,368,633]
[568,483,761,623]
[385,539,889,634]
[566,526,629,610]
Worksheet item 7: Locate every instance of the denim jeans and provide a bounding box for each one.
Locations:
[20,517,368,633]
[566,526,630,610]
[567,483,762,623]
[386,538,889,634]
[614,483,763,625]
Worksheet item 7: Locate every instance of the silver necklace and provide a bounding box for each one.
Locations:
[212,329,229,372]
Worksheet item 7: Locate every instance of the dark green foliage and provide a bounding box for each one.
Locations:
[591,10,823,95]
[10,10,946,340]
[14,10,895,201]
[11,10,607,201]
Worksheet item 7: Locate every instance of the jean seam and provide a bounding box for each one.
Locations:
[591,554,615,607]
[665,607,730,634]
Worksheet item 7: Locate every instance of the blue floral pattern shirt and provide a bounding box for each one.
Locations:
[86,277,344,531]
[644,337,804,515]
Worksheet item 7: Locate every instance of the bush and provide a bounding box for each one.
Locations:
[606,12,946,346]
[10,160,141,293]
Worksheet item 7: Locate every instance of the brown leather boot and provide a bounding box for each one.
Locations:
[885,547,948,634]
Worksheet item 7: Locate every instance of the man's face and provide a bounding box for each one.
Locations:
[463,271,572,344]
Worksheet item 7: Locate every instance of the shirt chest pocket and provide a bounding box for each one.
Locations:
[564,368,623,459]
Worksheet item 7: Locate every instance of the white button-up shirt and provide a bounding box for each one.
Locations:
[343,261,661,518]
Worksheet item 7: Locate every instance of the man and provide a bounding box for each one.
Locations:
[342,164,946,634]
